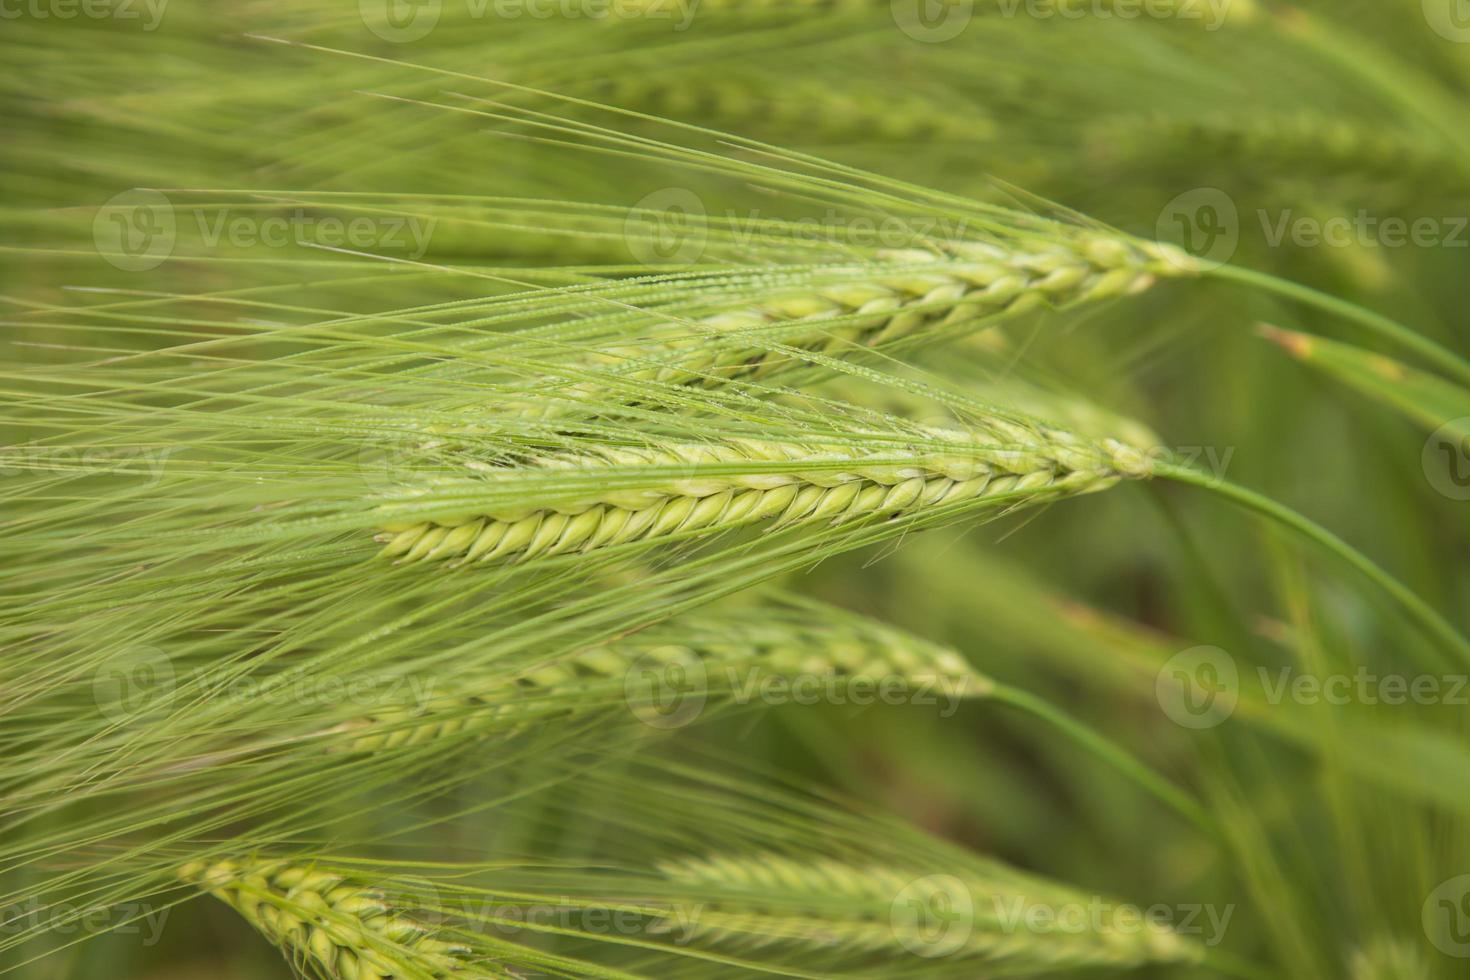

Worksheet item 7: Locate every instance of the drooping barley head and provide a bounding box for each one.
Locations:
[179,859,483,979]
[520,234,1196,411]
[374,421,1153,568]
[331,601,992,752]
[656,851,1203,969]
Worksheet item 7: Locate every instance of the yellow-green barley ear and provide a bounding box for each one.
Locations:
[178,859,475,980]
[372,423,1152,568]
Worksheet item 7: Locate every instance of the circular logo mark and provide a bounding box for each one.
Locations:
[1156,188,1239,272]
[1424,0,1470,43]
[890,0,973,43]
[624,188,707,267]
[1422,418,1470,501]
[360,0,442,42]
[1156,645,1238,730]
[891,874,973,957]
[396,878,453,930]
[357,431,447,493]
[92,645,176,725]
[622,646,707,730]
[93,189,175,272]
[1424,875,1470,957]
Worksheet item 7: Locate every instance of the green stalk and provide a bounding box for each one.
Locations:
[1208,264,1470,387]
[1157,462,1470,671]
[989,684,1216,838]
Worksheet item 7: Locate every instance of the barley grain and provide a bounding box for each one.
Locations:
[374,422,1150,567]
[331,607,992,752]
[179,859,482,979]
[535,235,1194,407]
[657,852,1203,967]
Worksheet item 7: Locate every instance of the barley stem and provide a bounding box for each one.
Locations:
[1209,264,1470,387]
[1158,462,1470,671]
[990,684,1216,837]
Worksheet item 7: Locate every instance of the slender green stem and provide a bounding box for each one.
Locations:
[1157,462,1470,671]
[1208,264,1470,387]
[989,684,1216,838]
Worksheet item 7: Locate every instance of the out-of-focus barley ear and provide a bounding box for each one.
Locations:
[1088,110,1456,188]
[653,851,1204,968]
[1348,937,1432,980]
[326,601,993,753]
